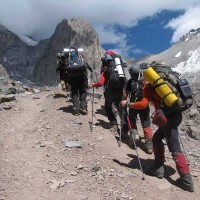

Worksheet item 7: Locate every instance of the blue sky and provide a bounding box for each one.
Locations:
[103,10,184,58]
[128,11,184,57]
[0,0,200,59]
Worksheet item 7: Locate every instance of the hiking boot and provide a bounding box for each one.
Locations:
[147,161,164,179]
[175,173,194,192]
[106,121,118,132]
[144,138,153,154]
[80,108,88,115]
[110,124,118,133]
[121,131,129,139]
[107,121,118,132]
[72,109,80,116]
[173,153,194,192]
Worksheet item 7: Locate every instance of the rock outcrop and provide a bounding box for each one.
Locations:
[0,25,48,83]
[33,18,104,85]
[0,18,104,85]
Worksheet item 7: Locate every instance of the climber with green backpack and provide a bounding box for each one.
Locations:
[120,61,194,192]
[147,61,193,112]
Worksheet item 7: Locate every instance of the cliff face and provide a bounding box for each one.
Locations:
[0,19,104,85]
[0,25,48,83]
[33,18,104,85]
[0,64,10,80]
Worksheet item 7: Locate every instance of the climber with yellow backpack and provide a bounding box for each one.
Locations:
[120,61,194,192]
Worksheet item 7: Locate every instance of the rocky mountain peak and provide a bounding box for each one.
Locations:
[0,25,48,83]
[0,18,104,85]
[180,28,200,42]
[0,24,9,32]
[34,18,104,85]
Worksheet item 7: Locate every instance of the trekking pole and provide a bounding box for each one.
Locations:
[116,106,123,147]
[125,108,145,180]
[118,119,122,147]
[90,87,94,131]
[56,72,60,85]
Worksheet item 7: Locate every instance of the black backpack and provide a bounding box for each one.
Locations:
[151,63,193,112]
[66,50,86,77]
[130,79,143,102]
[102,53,127,89]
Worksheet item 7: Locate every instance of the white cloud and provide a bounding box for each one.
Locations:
[166,6,200,42]
[95,26,126,45]
[0,0,200,55]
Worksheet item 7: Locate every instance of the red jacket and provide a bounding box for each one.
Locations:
[92,50,116,88]
[131,83,162,110]
[92,71,106,88]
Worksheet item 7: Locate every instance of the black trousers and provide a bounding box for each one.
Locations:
[129,107,151,128]
[104,88,123,123]
[153,111,183,154]
[70,76,87,111]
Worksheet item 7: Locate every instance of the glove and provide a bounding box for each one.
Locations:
[88,83,94,89]
[120,100,127,108]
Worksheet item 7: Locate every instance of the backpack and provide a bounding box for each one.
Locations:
[130,79,143,102]
[102,53,127,89]
[66,50,86,77]
[151,63,193,112]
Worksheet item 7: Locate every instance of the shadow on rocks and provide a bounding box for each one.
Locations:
[95,119,111,129]
[113,155,177,185]
[95,107,107,117]
[53,93,68,98]
[117,136,144,152]
[57,105,74,114]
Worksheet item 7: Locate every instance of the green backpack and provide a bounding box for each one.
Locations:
[151,62,193,112]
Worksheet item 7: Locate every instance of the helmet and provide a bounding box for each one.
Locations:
[57,53,61,59]
[129,65,140,77]
[140,63,150,70]
[60,52,67,60]
[105,50,116,55]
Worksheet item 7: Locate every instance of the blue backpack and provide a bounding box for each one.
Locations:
[66,51,86,77]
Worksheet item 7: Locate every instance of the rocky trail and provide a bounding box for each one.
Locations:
[0,87,200,200]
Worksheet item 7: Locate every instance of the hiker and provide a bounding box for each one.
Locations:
[89,50,127,133]
[121,65,153,154]
[56,52,70,92]
[65,47,93,115]
[120,62,194,192]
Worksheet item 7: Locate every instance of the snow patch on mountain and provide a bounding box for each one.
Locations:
[175,47,200,74]
[17,34,38,46]
[175,51,182,58]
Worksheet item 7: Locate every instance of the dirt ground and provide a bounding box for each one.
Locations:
[0,88,200,200]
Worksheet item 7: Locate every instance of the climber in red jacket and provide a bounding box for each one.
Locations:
[89,50,128,135]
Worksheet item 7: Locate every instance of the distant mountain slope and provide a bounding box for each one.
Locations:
[17,34,38,46]
[134,28,200,82]
[0,24,48,83]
